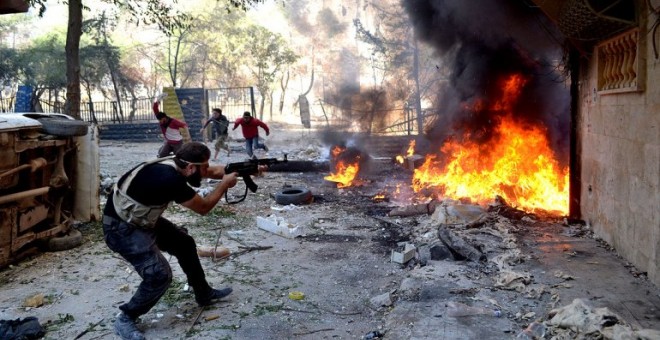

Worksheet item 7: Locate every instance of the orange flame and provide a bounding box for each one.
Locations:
[395,140,416,164]
[406,140,416,156]
[412,75,569,214]
[324,146,361,188]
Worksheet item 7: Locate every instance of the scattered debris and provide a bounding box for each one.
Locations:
[390,242,416,264]
[256,216,304,238]
[369,292,394,309]
[288,291,305,301]
[22,294,44,308]
[546,298,660,339]
[204,315,219,322]
[388,200,439,217]
[73,318,104,340]
[363,330,385,339]
[437,226,486,262]
[197,246,231,259]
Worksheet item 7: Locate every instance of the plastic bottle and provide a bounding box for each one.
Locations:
[516,321,546,339]
[446,301,502,317]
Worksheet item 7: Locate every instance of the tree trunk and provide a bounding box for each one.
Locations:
[259,92,266,121]
[65,0,82,119]
[413,39,423,135]
[105,38,124,120]
[279,70,289,115]
[269,90,273,120]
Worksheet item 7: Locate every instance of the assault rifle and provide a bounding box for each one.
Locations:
[224,154,288,203]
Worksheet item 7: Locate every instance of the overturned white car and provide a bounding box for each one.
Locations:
[0,113,99,267]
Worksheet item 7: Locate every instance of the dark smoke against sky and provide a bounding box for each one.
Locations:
[403,0,571,165]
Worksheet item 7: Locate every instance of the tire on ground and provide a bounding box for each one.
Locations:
[38,118,89,137]
[46,228,83,252]
[274,187,313,205]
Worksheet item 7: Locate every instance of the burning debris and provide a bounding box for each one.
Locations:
[324,144,370,188]
[397,0,571,216]
[410,76,569,215]
[394,140,425,171]
[371,193,388,203]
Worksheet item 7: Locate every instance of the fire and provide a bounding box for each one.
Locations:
[324,146,361,188]
[412,75,569,214]
[396,140,416,164]
[406,140,416,156]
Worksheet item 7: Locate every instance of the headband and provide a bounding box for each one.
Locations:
[175,157,209,166]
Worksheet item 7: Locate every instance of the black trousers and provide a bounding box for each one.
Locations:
[103,215,212,319]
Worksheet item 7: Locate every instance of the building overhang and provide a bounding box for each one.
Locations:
[530,0,638,48]
[0,0,29,15]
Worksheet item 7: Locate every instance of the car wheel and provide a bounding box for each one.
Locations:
[274,187,313,205]
[46,228,83,252]
[38,118,89,137]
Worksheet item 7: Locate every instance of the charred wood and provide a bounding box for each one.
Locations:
[437,226,487,262]
[388,200,440,217]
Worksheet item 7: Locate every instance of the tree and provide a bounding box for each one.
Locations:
[244,24,298,120]
[22,34,69,111]
[27,0,265,119]
[353,1,446,134]
[84,12,127,118]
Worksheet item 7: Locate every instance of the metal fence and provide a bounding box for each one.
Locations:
[30,97,155,124]
[2,87,257,125]
[206,87,256,121]
[80,98,154,124]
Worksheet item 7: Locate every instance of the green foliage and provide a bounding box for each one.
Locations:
[18,0,292,113]
[44,313,75,332]
[244,24,298,97]
[161,277,189,306]
[0,48,21,86]
[27,0,191,36]
[252,303,283,316]
[226,0,268,12]
[0,15,32,43]
[207,207,235,218]
[21,34,67,88]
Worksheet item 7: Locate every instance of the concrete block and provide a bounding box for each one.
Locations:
[257,216,303,238]
[391,242,416,264]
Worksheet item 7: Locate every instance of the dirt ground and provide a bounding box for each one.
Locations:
[1,126,659,340]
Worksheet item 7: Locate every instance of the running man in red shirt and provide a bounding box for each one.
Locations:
[232,111,270,159]
[153,93,190,157]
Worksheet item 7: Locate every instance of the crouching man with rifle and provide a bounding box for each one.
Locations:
[102,142,269,340]
[224,154,288,203]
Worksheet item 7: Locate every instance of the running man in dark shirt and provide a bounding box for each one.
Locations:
[200,108,231,161]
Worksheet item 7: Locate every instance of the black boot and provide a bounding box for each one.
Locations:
[195,287,233,306]
[114,312,145,340]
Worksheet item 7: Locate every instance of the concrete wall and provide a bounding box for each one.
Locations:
[579,14,660,286]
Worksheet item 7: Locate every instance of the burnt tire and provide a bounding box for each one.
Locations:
[38,118,89,137]
[274,187,313,205]
[46,228,83,252]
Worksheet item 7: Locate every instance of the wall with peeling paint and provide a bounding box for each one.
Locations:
[579,7,660,287]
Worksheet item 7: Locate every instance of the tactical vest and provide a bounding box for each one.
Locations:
[112,156,177,228]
